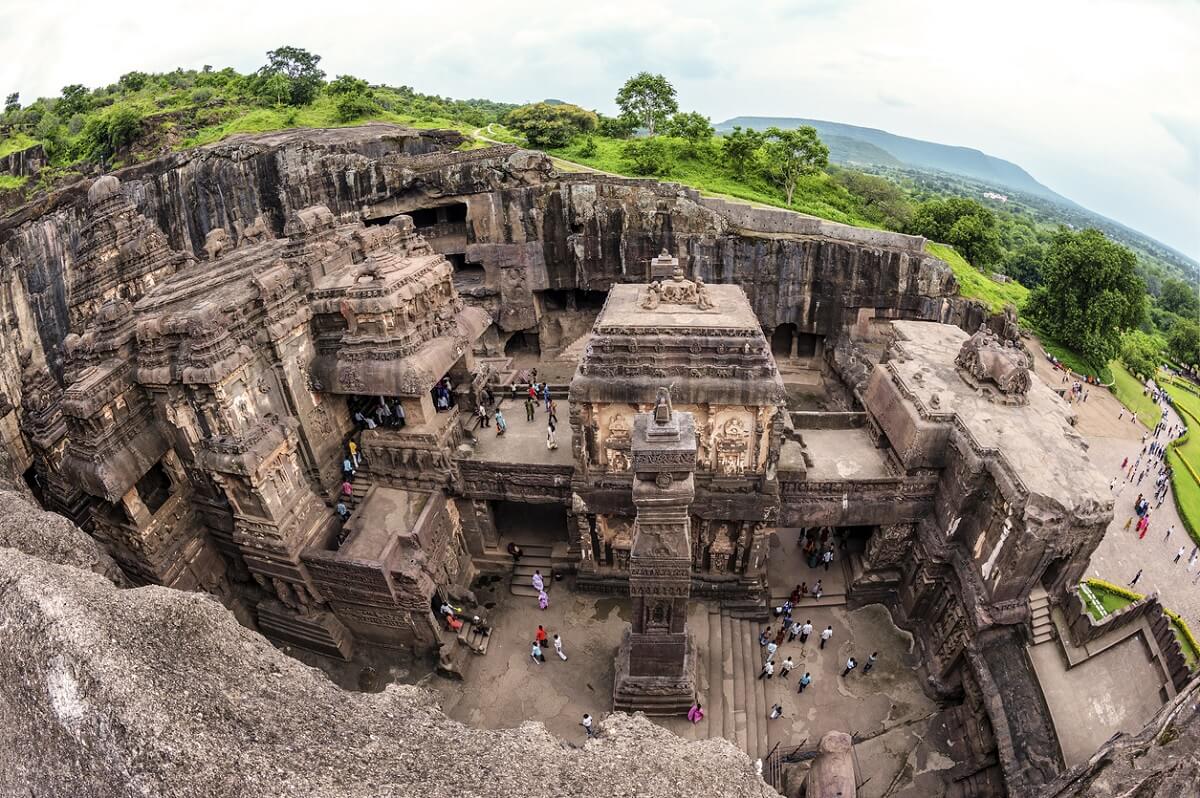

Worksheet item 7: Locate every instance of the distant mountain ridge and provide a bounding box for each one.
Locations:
[716,116,1072,206]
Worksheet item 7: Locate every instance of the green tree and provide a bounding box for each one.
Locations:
[1025,228,1146,367]
[504,102,597,148]
[78,105,142,163]
[117,71,150,92]
[946,213,1002,267]
[256,73,293,107]
[334,91,380,122]
[1159,277,1199,317]
[662,111,714,154]
[761,126,829,206]
[721,125,764,179]
[4,92,18,113]
[597,113,636,139]
[615,72,678,136]
[906,197,1002,267]
[1168,319,1200,368]
[257,46,325,106]
[327,74,370,96]
[833,169,913,230]
[1002,243,1045,287]
[1119,330,1164,379]
[58,84,90,117]
[621,136,672,175]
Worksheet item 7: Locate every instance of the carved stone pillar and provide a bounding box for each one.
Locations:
[865,523,915,570]
[613,390,697,715]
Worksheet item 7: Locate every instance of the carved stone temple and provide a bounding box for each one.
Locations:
[2,125,1185,798]
[613,389,699,714]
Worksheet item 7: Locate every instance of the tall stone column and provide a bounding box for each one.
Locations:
[613,389,697,715]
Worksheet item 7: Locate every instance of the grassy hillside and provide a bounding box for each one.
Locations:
[925,241,1027,313]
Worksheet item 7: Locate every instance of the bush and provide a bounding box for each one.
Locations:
[335,91,380,123]
[621,137,672,175]
[504,102,597,148]
[578,136,597,157]
[191,87,214,105]
[1119,330,1165,380]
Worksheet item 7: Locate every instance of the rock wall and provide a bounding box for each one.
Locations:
[0,540,770,797]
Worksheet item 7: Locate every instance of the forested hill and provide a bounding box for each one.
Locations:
[717,116,1065,204]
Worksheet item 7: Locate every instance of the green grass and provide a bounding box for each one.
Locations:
[540,133,880,227]
[1083,582,1135,619]
[1110,361,1163,426]
[1160,375,1200,547]
[1171,618,1200,667]
[1083,580,1198,666]
[925,241,1029,313]
[0,174,27,191]
[0,132,37,160]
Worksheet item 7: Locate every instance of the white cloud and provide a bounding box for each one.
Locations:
[1,0,1196,258]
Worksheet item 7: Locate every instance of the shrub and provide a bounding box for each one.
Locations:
[504,102,597,148]
[621,137,673,175]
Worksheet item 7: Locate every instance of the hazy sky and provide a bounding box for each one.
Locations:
[3,0,1197,259]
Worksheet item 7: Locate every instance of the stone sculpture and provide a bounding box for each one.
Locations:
[955,324,1032,396]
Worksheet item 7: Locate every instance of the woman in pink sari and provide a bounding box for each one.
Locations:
[538,589,549,610]
[687,702,704,724]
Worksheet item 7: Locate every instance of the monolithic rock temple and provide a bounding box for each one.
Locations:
[0,124,1193,797]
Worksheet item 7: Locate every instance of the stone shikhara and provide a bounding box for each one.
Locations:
[0,124,1171,797]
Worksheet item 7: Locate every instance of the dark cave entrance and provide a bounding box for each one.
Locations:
[135,462,173,514]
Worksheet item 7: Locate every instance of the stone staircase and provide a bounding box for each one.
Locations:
[510,544,554,597]
[1029,585,1056,646]
[456,617,493,655]
[672,606,770,765]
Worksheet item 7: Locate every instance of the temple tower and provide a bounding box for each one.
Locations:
[612,388,698,714]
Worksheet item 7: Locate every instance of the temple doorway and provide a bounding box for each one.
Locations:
[494,500,568,548]
[771,323,797,357]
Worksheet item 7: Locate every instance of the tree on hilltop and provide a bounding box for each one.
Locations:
[907,197,1002,268]
[721,125,764,179]
[762,126,829,206]
[504,102,597,148]
[615,72,678,136]
[256,46,325,106]
[4,93,19,113]
[1025,228,1146,367]
[663,111,714,155]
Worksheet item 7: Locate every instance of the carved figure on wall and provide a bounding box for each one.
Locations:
[641,282,662,310]
[695,276,714,310]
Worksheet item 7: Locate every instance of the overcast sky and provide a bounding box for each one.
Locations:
[3,0,1197,260]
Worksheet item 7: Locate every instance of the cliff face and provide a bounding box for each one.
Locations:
[0,123,971,470]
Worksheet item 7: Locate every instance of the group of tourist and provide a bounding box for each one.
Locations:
[1059,373,1089,404]
[529,623,568,663]
[351,395,406,430]
[798,527,837,571]
[432,377,455,412]
[471,379,559,449]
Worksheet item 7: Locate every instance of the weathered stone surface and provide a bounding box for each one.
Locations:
[0,545,771,798]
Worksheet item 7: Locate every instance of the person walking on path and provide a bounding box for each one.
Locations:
[800,620,813,645]
[812,580,823,600]
[530,641,545,664]
[548,399,558,425]
[863,652,878,674]
[1175,546,1187,564]
[1129,569,1143,587]
[779,656,795,679]
[494,409,507,436]
[820,625,833,649]
[335,501,349,521]
[553,634,567,661]
[1165,525,1175,542]
[842,656,858,677]
[769,703,783,720]
[543,384,553,412]
[532,569,545,593]
[765,640,779,662]
[797,672,812,694]
[341,479,353,501]
[758,659,775,680]
[773,625,787,647]
[348,440,360,468]
[476,403,490,428]
[581,714,595,738]
[687,703,704,724]
[342,456,355,480]
[525,396,535,422]
[535,625,547,648]
[538,589,549,610]
[788,619,803,643]
[547,419,558,450]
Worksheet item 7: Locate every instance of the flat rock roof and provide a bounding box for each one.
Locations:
[596,284,761,332]
[343,486,428,560]
[888,321,1108,507]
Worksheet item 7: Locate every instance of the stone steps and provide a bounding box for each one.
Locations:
[741,618,770,763]
[719,611,737,749]
[732,613,751,755]
[456,618,492,655]
[510,545,554,596]
[705,608,724,741]
[1029,586,1056,646]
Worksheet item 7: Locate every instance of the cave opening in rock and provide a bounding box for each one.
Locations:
[135,461,173,515]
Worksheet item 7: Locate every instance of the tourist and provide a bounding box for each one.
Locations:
[863,652,878,674]
[1175,546,1187,564]
[348,440,360,468]
[335,501,349,521]
[769,703,783,720]
[543,383,553,412]
[548,399,558,425]
[758,659,775,680]
[342,457,355,479]
[507,542,523,564]
[341,479,353,500]
[477,403,490,428]
[547,419,558,450]
[797,672,812,694]
[788,619,803,642]
[800,620,813,645]
[538,589,549,610]
[779,656,795,679]
[790,584,803,604]
[820,625,833,649]
[393,402,406,428]
[822,548,834,571]
[1121,456,1129,469]
[1129,569,1143,587]
[842,656,858,677]
[535,625,547,648]
[525,395,535,422]
[532,569,545,593]
[766,640,779,662]
[759,628,771,647]
[773,625,786,647]
[495,409,507,435]
[553,634,567,661]
[581,714,595,738]
[687,702,704,724]
[812,580,823,600]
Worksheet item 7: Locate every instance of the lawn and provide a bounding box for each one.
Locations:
[0,174,27,191]
[1032,333,1114,383]
[1081,580,1134,619]
[1110,361,1163,427]
[1082,580,1199,666]
[0,132,37,160]
[1160,375,1200,547]
[925,242,1029,314]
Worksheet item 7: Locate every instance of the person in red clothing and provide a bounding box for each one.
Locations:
[535,624,548,648]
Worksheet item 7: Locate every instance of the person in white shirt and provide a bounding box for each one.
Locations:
[788,620,803,642]
[758,659,775,680]
[800,620,813,644]
[581,714,595,737]
[553,634,567,661]
[842,656,857,676]
[779,656,795,679]
[530,641,544,664]
[765,640,778,661]
[820,625,833,649]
